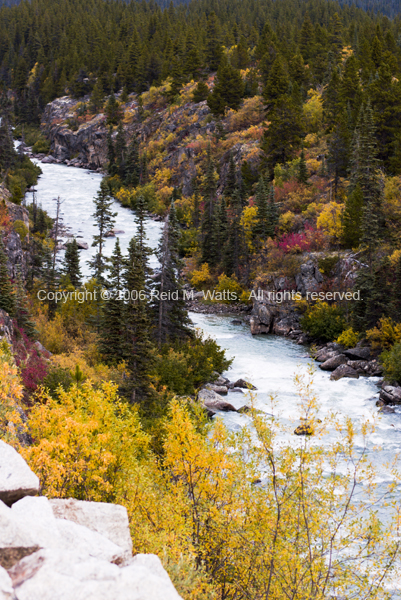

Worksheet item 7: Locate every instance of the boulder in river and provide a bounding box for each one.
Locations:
[205,384,228,395]
[379,386,401,405]
[233,378,257,390]
[198,389,237,415]
[319,354,348,371]
[330,364,359,381]
[231,319,242,325]
[76,240,89,250]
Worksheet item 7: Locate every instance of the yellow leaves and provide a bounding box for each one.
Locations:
[316,201,344,241]
[366,317,401,350]
[21,381,149,502]
[190,263,213,290]
[240,204,257,252]
[302,88,324,134]
[226,95,264,132]
[0,342,24,442]
[115,187,135,207]
[337,327,359,349]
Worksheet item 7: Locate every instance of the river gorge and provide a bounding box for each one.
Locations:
[25,159,401,530]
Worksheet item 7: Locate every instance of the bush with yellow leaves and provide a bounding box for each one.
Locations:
[366,317,401,350]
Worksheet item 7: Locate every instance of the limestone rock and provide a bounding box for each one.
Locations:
[8,549,183,600]
[319,354,348,371]
[330,365,359,381]
[0,441,39,506]
[233,378,257,390]
[0,500,39,570]
[49,499,132,561]
[0,566,14,600]
[380,386,401,405]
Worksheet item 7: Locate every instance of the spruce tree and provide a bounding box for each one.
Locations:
[63,238,82,288]
[207,57,244,117]
[123,236,154,404]
[89,181,117,285]
[105,92,122,125]
[115,121,127,180]
[125,134,140,187]
[297,148,309,184]
[266,184,279,238]
[192,81,209,103]
[224,189,245,279]
[262,97,303,177]
[253,177,269,240]
[100,239,126,364]
[0,236,15,315]
[89,78,104,113]
[14,266,36,338]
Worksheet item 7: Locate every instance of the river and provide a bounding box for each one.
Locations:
[25,160,401,526]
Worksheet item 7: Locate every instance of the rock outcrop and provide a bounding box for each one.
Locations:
[0,440,39,506]
[379,386,401,405]
[0,440,182,599]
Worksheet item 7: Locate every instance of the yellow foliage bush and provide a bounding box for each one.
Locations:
[226,96,264,132]
[366,317,401,350]
[302,88,323,133]
[316,201,344,241]
[337,327,359,348]
[0,341,24,441]
[190,263,213,290]
[240,205,258,252]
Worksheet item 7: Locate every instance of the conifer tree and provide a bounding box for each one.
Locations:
[192,81,209,103]
[297,148,309,184]
[263,55,289,110]
[253,177,270,240]
[125,134,140,187]
[89,181,117,285]
[63,238,82,288]
[115,122,127,179]
[14,266,36,338]
[205,12,223,71]
[0,117,15,173]
[207,57,244,117]
[152,202,191,346]
[262,97,303,177]
[100,238,126,364]
[105,92,122,125]
[224,189,245,279]
[0,236,15,315]
[267,184,279,238]
[123,236,154,404]
[224,152,237,204]
[89,78,104,113]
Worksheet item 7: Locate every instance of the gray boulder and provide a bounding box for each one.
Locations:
[380,386,401,405]
[319,354,348,371]
[233,379,257,390]
[314,349,337,363]
[330,365,359,381]
[344,347,371,361]
[49,499,132,561]
[205,384,228,395]
[0,441,39,506]
[198,389,237,414]
[8,549,183,600]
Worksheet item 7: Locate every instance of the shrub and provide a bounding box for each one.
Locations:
[300,301,346,342]
[366,317,401,350]
[213,274,245,304]
[337,327,359,348]
[318,255,340,277]
[190,263,213,290]
[381,342,401,384]
[32,137,50,154]
[13,220,28,242]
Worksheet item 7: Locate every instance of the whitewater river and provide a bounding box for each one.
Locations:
[25,160,401,563]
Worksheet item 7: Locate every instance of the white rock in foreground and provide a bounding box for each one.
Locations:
[0,441,39,506]
[49,498,132,560]
[0,501,39,570]
[8,549,183,600]
[0,565,14,600]
[11,497,126,564]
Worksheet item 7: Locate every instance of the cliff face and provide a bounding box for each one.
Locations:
[2,188,30,280]
[39,90,263,197]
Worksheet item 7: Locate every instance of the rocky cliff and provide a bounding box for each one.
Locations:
[0,439,182,600]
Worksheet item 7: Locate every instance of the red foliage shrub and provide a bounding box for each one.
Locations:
[277,223,326,254]
[274,180,300,203]
[13,328,48,393]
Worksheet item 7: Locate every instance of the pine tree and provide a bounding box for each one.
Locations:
[224,189,245,279]
[224,152,237,204]
[63,238,82,287]
[205,11,223,71]
[253,177,269,240]
[89,181,117,285]
[266,184,279,237]
[297,148,309,184]
[125,134,140,187]
[263,55,289,110]
[89,78,104,113]
[0,117,15,173]
[152,202,191,346]
[327,111,351,195]
[207,57,244,117]
[14,266,36,338]
[105,92,122,125]
[100,239,126,363]
[262,97,303,177]
[123,236,154,404]
[192,81,209,103]
[0,236,15,315]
